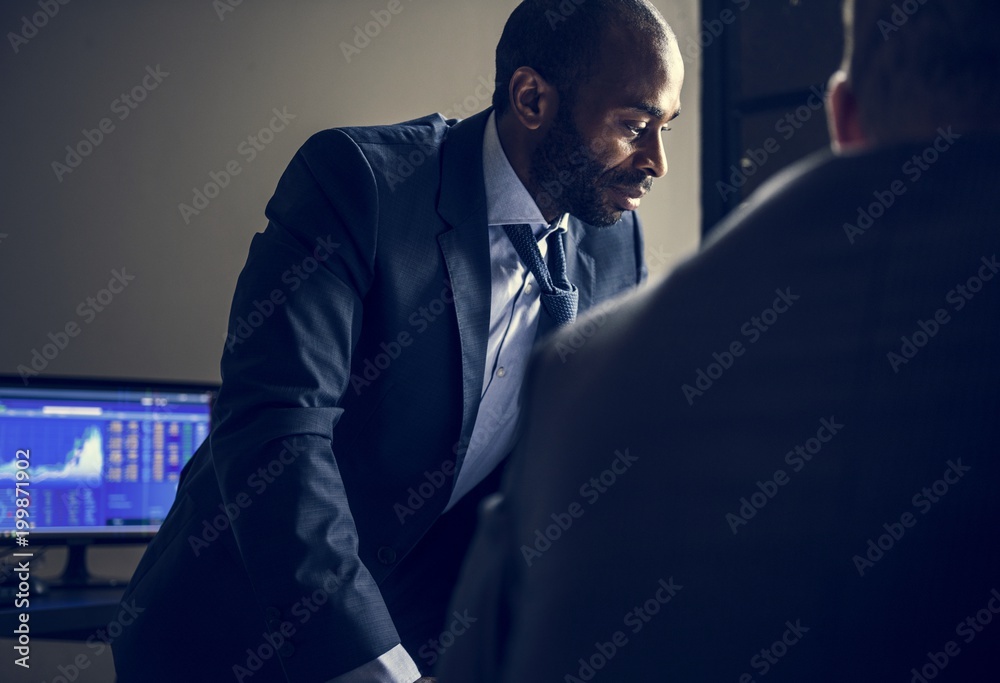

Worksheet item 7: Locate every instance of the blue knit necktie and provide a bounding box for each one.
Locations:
[503,223,579,326]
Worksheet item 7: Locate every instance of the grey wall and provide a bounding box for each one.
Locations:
[0,0,701,385]
[0,1,700,679]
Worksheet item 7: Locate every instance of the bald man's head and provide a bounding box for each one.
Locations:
[841,0,1000,144]
[493,0,675,117]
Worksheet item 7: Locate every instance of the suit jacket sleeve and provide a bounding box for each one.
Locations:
[209,128,401,679]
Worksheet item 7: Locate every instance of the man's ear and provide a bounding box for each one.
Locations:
[506,66,559,131]
[826,70,870,153]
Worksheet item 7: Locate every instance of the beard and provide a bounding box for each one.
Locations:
[529,104,652,227]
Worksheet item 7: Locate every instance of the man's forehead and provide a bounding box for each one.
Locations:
[585,24,680,83]
[583,45,683,118]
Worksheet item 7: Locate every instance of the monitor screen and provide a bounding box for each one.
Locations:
[0,377,215,540]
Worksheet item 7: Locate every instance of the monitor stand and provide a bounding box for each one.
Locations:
[43,543,128,590]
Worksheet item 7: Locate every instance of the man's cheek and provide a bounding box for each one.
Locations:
[584,134,615,160]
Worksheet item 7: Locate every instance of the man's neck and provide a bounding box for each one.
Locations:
[495,111,559,223]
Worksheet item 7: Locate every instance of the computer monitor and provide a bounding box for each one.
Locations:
[0,375,216,587]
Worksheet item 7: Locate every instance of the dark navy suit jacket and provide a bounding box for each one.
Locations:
[439,132,1000,682]
[112,108,645,681]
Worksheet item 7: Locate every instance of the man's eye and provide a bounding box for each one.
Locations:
[624,123,645,136]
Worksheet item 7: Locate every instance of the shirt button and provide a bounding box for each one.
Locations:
[377,546,397,564]
[524,283,532,294]
[497,367,506,378]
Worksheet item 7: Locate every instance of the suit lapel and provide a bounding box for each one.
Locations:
[564,219,597,311]
[435,110,609,459]
[437,109,494,467]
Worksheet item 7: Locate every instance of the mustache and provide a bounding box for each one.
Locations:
[604,170,654,193]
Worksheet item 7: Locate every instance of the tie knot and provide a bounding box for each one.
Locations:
[502,223,578,326]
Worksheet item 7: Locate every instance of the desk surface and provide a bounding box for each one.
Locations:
[0,586,125,641]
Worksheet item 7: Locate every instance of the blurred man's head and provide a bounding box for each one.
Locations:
[493,0,683,226]
[829,0,1000,151]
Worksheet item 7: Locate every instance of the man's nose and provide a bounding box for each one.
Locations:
[636,132,668,178]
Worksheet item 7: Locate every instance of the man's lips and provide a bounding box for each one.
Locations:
[610,185,647,211]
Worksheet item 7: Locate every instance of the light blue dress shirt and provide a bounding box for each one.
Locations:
[445,111,567,511]
[330,111,564,683]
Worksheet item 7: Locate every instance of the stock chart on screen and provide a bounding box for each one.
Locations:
[0,380,213,537]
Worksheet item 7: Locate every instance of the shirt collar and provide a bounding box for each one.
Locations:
[482,111,567,236]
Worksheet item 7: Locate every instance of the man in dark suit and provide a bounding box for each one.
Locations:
[438,0,1000,680]
[112,1,682,681]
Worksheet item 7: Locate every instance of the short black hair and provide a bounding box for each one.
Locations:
[844,0,1000,140]
[493,0,672,116]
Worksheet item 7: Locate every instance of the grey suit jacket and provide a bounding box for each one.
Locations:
[112,109,646,681]
[438,131,1000,681]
